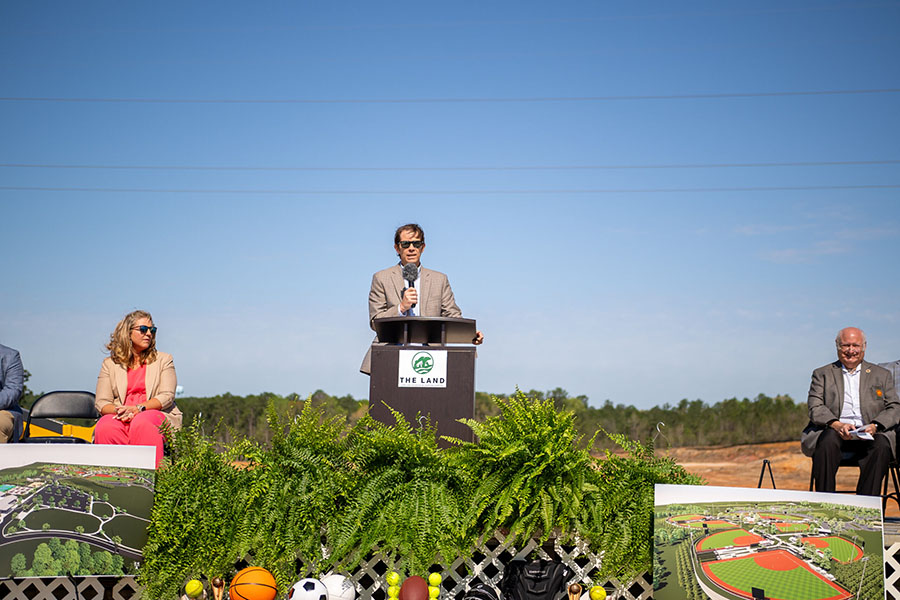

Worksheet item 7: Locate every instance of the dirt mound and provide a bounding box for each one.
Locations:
[659,441,899,518]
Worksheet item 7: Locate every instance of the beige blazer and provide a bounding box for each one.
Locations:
[801,360,900,457]
[360,264,462,373]
[95,351,183,430]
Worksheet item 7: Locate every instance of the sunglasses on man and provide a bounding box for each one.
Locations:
[398,240,424,249]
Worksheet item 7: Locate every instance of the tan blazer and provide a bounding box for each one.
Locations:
[360,264,462,373]
[801,360,900,457]
[95,351,183,430]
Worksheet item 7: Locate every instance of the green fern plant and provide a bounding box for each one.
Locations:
[580,430,704,580]
[141,392,705,596]
[327,409,467,574]
[450,390,599,547]
[140,418,249,599]
[229,401,353,590]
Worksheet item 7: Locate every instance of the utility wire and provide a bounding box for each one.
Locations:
[1,160,898,172]
[2,36,894,68]
[2,88,898,104]
[2,184,897,195]
[2,2,894,35]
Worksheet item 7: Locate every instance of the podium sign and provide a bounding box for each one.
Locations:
[398,349,447,387]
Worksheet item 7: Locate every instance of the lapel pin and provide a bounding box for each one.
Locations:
[866,369,871,373]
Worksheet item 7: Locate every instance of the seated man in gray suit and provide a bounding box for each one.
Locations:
[0,342,25,443]
[360,223,483,374]
[801,327,900,495]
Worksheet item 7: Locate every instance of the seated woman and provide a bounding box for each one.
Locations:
[94,310,182,467]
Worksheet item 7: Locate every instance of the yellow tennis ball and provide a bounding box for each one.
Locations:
[428,585,440,598]
[185,580,204,599]
[386,572,401,586]
[428,573,442,586]
[589,586,606,600]
[387,584,401,598]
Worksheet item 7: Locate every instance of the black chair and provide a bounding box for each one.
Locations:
[808,451,900,512]
[22,391,99,443]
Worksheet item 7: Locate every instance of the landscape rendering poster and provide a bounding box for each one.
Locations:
[655,484,885,600]
[0,445,155,578]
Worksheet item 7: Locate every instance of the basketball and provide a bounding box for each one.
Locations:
[229,567,278,600]
[398,576,428,600]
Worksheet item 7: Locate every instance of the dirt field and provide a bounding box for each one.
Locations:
[659,441,900,518]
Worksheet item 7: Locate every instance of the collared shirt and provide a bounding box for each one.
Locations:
[839,363,863,427]
[398,268,421,317]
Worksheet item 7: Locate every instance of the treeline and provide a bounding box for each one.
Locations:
[9,538,125,577]
[174,388,808,450]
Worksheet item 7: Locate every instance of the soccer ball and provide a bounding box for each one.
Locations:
[321,574,356,600]
[288,578,329,600]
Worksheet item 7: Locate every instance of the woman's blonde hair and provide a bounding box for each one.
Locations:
[107,310,158,367]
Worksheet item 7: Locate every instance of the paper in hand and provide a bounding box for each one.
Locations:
[850,426,875,441]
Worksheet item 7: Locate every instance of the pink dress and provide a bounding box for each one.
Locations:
[125,365,148,407]
[94,363,167,467]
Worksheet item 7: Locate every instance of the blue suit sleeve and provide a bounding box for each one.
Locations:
[0,349,24,410]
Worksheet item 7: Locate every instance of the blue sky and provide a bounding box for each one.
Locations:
[2,2,898,410]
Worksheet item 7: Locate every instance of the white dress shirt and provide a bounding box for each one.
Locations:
[839,363,863,427]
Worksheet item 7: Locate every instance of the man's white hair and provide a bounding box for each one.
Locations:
[835,327,867,347]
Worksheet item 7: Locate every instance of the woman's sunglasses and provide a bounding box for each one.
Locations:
[132,326,158,335]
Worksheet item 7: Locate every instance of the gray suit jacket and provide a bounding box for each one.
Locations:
[360,264,462,374]
[801,360,900,457]
[0,343,25,441]
[879,359,900,395]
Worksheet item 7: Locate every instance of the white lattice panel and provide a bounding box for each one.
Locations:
[337,532,651,600]
[0,576,133,600]
[886,542,900,600]
[18,536,900,600]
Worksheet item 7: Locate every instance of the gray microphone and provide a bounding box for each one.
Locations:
[402,262,419,309]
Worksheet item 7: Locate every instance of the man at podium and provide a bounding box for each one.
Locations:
[360,223,483,374]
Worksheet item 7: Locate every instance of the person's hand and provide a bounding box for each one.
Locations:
[473,330,484,345]
[400,288,418,313]
[115,405,138,423]
[861,423,878,436]
[830,420,854,440]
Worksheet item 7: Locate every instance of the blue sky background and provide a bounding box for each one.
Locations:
[2,1,898,409]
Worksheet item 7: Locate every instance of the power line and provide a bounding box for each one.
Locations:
[1,3,893,36]
[2,184,897,195]
[2,88,898,104]
[3,36,894,68]
[1,160,898,172]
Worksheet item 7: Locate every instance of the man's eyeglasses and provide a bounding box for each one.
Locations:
[398,240,424,249]
[132,326,158,335]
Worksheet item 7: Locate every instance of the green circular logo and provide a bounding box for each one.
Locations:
[412,352,434,374]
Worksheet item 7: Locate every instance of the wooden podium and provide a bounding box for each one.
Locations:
[369,317,477,444]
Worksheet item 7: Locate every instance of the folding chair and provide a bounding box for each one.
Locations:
[21,391,98,443]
